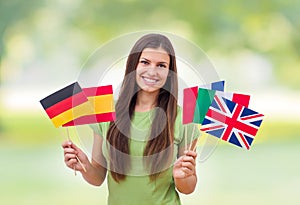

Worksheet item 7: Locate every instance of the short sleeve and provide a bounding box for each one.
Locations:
[178,123,201,151]
[89,122,110,139]
[174,106,201,151]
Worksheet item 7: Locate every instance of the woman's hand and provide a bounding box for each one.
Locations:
[62,138,107,186]
[173,150,197,178]
[62,141,89,173]
[173,150,197,194]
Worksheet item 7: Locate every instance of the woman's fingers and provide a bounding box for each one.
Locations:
[62,140,72,148]
[177,151,197,177]
[183,156,196,165]
[181,161,194,170]
[184,150,197,158]
[63,147,77,155]
[69,142,82,152]
[64,152,85,171]
[64,153,77,161]
[62,140,88,173]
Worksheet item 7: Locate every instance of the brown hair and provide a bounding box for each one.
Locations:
[106,33,178,182]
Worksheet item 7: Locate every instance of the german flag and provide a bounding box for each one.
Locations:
[40,82,92,127]
[62,85,115,126]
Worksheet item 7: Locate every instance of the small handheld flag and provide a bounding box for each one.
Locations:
[183,88,251,125]
[182,80,262,150]
[63,85,115,126]
[200,94,264,150]
[40,82,92,127]
[183,80,225,124]
[40,82,90,174]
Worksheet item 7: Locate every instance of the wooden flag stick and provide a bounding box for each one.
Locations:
[66,128,77,176]
[72,128,87,173]
[188,124,196,151]
[75,156,87,172]
[184,125,188,151]
[66,128,87,174]
[192,141,197,152]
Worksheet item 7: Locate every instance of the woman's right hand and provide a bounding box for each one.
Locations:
[62,141,89,173]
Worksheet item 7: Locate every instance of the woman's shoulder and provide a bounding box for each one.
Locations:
[89,121,111,138]
[175,105,183,122]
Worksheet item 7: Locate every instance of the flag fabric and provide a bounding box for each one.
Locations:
[183,80,225,124]
[199,80,225,91]
[40,82,92,127]
[184,88,251,125]
[200,94,264,150]
[193,88,216,124]
[63,85,115,126]
[216,91,251,108]
[183,86,198,124]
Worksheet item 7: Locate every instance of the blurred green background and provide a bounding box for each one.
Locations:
[1,0,300,204]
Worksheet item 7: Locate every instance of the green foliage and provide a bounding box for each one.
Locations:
[1,0,299,88]
[1,111,299,147]
[0,112,60,145]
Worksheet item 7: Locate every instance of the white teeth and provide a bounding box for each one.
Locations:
[143,77,157,83]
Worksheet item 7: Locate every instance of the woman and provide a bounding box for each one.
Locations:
[62,33,200,205]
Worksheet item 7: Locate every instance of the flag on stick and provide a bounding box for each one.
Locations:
[40,82,92,127]
[183,80,225,124]
[200,94,264,150]
[183,88,251,125]
[63,85,115,126]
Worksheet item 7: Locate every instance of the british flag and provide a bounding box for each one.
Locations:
[200,94,264,150]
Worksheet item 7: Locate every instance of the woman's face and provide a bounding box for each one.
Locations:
[136,47,170,94]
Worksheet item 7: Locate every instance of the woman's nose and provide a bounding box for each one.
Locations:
[147,66,157,76]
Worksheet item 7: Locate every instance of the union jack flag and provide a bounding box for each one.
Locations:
[200,94,264,150]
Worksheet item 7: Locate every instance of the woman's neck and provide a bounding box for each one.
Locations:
[135,90,159,112]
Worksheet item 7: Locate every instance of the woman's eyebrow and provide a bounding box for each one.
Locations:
[140,57,169,66]
[140,57,150,61]
[159,61,169,65]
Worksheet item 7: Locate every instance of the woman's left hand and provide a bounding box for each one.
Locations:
[173,150,197,179]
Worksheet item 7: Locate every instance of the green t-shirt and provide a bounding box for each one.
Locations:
[92,107,200,205]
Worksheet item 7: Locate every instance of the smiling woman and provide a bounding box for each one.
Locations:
[136,47,170,94]
[62,33,200,205]
[135,47,170,111]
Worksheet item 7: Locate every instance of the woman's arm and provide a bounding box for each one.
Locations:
[173,139,198,194]
[62,132,107,186]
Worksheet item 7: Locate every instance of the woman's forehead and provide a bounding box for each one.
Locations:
[140,48,170,63]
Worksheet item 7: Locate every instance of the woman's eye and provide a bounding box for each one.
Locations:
[158,64,167,68]
[140,60,149,65]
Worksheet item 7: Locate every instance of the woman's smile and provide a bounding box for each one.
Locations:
[142,76,159,84]
[136,47,170,93]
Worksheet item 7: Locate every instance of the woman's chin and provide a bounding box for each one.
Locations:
[140,85,160,93]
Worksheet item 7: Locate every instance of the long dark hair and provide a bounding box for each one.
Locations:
[106,33,178,182]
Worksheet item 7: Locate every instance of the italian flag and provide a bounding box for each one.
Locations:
[183,84,250,125]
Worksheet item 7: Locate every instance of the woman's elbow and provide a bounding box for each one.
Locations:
[87,176,105,187]
[178,186,196,195]
[90,180,104,187]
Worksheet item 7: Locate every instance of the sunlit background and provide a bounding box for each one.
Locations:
[1,0,300,204]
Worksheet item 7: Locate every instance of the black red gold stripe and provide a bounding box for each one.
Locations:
[45,91,88,119]
[40,82,82,109]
